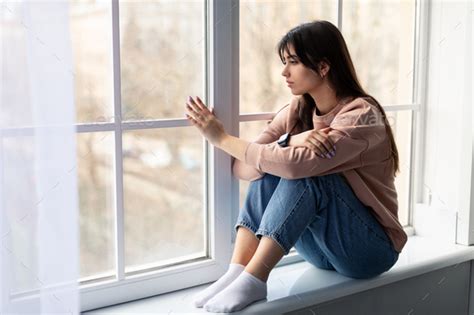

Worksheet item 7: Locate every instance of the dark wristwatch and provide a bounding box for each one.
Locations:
[277,132,291,147]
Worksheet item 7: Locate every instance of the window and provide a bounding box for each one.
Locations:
[74,0,421,311]
[74,0,212,309]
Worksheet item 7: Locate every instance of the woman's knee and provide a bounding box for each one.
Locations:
[277,176,313,190]
[250,173,281,188]
[259,173,282,186]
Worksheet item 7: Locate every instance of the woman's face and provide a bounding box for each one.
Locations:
[280,45,325,96]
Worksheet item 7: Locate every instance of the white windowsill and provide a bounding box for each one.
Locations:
[83,235,474,315]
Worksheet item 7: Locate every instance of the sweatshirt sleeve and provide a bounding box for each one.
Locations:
[243,101,385,180]
[231,103,292,181]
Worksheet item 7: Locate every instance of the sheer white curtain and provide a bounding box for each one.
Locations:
[1,1,80,314]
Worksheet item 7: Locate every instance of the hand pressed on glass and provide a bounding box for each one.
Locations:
[185,96,227,147]
[289,129,336,158]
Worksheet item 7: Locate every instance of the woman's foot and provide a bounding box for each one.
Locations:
[203,270,267,312]
[192,263,245,308]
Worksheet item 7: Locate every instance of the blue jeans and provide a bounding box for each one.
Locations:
[234,173,399,279]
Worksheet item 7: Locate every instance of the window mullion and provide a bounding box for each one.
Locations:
[337,0,343,30]
[111,0,125,282]
[410,0,430,225]
[209,0,239,258]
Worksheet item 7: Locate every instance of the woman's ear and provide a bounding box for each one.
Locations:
[319,60,330,77]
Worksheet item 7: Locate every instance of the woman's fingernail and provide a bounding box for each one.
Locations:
[330,151,335,157]
[326,153,332,158]
[188,96,192,102]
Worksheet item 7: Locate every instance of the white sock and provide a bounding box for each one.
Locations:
[203,270,267,313]
[193,263,245,308]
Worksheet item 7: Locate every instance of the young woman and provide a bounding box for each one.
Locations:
[185,20,407,313]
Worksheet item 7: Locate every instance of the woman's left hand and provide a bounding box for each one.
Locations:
[185,96,227,147]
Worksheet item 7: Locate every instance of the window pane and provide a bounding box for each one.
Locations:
[122,127,205,272]
[119,1,205,120]
[239,0,337,114]
[386,110,412,226]
[70,1,114,123]
[77,132,116,281]
[342,0,416,105]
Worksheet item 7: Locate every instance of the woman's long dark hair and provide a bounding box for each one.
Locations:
[277,20,400,177]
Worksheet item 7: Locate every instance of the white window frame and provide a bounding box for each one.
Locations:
[77,0,427,311]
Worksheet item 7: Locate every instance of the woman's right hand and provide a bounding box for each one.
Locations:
[288,129,336,158]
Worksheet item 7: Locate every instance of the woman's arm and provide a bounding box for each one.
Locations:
[242,100,386,179]
[217,134,250,162]
[231,158,265,182]
[231,104,293,180]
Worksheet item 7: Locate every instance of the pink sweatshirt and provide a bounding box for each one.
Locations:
[232,96,407,253]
